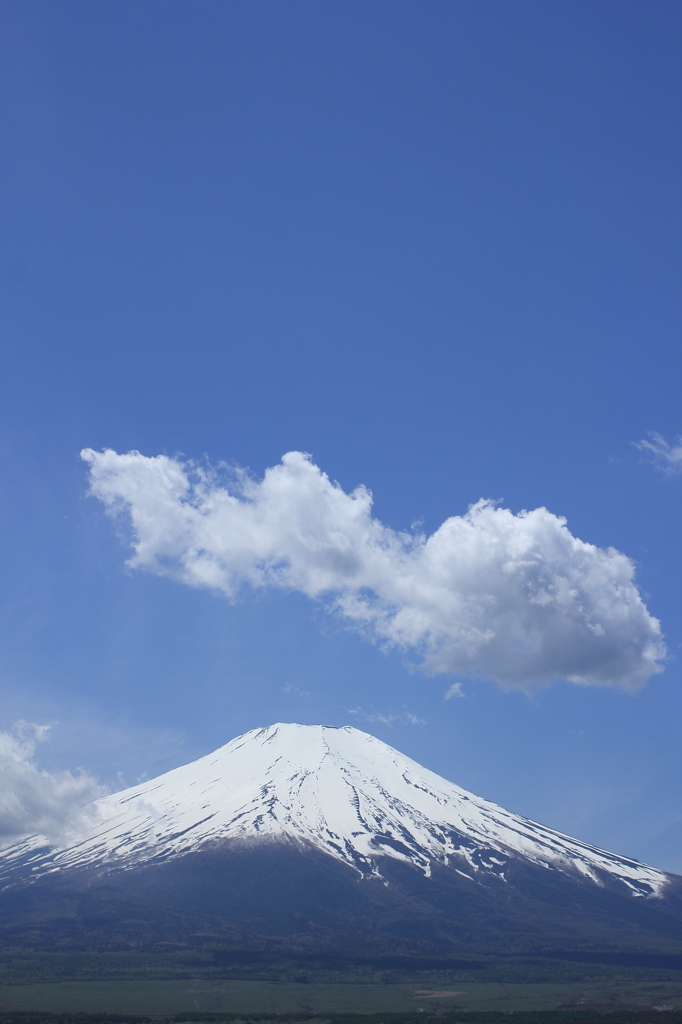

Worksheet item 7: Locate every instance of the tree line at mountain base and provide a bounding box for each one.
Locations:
[2,948,682,987]
[1,946,679,987]
[0,1011,682,1024]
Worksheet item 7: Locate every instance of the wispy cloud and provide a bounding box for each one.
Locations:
[346,707,426,726]
[282,683,311,697]
[82,448,665,692]
[633,432,682,476]
[445,682,465,700]
[0,722,102,847]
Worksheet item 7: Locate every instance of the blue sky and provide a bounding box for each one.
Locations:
[1,1,680,871]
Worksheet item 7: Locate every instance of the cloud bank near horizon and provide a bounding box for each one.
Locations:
[81,448,665,691]
[0,723,101,847]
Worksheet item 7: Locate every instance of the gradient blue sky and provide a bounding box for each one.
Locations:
[1,1,680,870]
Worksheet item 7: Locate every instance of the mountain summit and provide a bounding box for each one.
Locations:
[1,723,668,897]
[1,724,680,957]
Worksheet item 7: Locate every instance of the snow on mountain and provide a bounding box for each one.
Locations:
[0,723,669,897]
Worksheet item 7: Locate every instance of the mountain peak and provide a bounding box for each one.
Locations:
[1,722,669,899]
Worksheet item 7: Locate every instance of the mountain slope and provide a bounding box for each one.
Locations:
[0,724,679,957]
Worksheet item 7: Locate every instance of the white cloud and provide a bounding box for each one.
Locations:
[445,682,465,700]
[0,722,102,847]
[634,432,682,476]
[346,707,426,726]
[81,448,666,692]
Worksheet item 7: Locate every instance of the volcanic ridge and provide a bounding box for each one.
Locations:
[1,724,679,958]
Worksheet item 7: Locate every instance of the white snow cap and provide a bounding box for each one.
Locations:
[80,448,665,691]
[2,723,668,898]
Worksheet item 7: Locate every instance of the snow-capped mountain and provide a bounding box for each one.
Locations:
[0,723,669,899]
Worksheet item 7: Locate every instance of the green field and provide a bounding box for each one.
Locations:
[1,978,681,1016]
